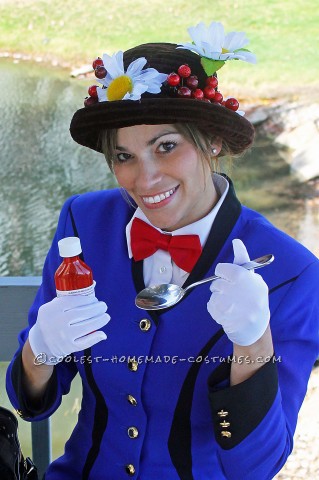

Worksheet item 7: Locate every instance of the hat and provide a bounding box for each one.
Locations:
[70,21,256,155]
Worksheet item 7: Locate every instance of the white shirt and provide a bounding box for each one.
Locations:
[126,173,229,287]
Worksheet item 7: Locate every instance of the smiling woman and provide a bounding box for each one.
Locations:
[109,124,219,231]
[6,20,319,480]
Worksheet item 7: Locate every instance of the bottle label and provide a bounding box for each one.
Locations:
[56,281,96,297]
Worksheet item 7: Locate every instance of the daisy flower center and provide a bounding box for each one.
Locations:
[107,75,133,101]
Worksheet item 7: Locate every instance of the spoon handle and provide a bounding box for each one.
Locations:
[184,254,274,293]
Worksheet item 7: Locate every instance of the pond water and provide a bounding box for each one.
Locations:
[0,58,318,461]
[0,58,318,277]
[0,59,117,276]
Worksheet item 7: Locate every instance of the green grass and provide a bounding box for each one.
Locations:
[0,0,318,98]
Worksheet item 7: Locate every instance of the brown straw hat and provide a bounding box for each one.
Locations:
[70,35,255,155]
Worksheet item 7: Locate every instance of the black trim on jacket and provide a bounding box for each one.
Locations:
[81,348,109,480]
[167,329,225,480]
[69,204,110,480]
[208,358,278,449]
[10,351,58,419]
[160,177,241,478]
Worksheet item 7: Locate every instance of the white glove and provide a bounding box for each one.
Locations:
[207,239,270,346]
[29,295,110,364]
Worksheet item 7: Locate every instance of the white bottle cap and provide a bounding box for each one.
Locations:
[58,237,82,258]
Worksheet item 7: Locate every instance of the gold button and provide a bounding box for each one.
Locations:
[139,318,151,331]
[220,420,230,428]
[125,464,135,475]
[128,359,138,371]
[217,409,229,417]
[127,394,138,406]
[221,430,232,438]
[127,426,139,439]
[16,409,30,420]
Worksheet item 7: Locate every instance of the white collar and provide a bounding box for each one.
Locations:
[126,173,229,258]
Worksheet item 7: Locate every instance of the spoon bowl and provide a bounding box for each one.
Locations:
[135,254,274,310]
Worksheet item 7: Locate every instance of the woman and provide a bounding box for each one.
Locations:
[6,21,319,480]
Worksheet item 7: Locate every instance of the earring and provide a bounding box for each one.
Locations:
[212,148,217,155]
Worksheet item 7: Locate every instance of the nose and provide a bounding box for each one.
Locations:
[135,158,162,191]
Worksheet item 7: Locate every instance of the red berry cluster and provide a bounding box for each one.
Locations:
[166,64,239,111]
[84,57,108,107]
[84,58,240,112]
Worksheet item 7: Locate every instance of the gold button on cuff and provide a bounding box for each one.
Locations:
[221,430,232,438]
[127,394,138,406]
[128,359,138,372]
[139,318,151,332]
[128,426,139,439]
[16,409,30,420]
[125,464,135,475]
[217,409,229,418]
[220,420,230,428]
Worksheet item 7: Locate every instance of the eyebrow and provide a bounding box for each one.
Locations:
[115,130,179,151]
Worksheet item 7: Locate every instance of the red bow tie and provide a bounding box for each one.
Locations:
[130,218,202,273]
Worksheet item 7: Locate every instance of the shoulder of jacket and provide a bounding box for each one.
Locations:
[239,205,318,276]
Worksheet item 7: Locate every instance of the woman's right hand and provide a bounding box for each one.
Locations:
[28,295,110,365]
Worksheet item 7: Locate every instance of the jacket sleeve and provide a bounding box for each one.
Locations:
[6,195,81,421]
[208,260,319,479]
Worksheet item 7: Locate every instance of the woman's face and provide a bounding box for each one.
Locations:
[113,124,220,231]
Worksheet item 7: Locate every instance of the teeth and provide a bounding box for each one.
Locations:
[143,187,176,204]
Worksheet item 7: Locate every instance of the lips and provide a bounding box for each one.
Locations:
[142,186,178,204]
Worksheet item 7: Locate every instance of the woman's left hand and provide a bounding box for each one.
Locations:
[207,239,270,346]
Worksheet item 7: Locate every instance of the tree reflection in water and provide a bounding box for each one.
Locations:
[0,59,317,277]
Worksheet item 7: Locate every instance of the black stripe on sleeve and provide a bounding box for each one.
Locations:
[10,351,58,419]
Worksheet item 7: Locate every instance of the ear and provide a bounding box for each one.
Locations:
[211,137,222,156]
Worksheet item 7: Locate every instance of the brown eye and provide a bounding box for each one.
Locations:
[116,152,132,163]
[158,141,177,153]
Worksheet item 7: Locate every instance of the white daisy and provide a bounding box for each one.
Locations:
[96,51,167,102]
[178,21,256,64]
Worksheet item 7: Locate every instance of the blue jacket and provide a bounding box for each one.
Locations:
[6,180,319,480]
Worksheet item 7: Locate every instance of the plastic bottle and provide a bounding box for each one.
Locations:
[55,237,95,297]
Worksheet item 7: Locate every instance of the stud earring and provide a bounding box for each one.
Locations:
[212,148,217,155]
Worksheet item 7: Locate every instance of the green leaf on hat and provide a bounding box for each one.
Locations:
[234,48,251,53]
[201,57,225,75]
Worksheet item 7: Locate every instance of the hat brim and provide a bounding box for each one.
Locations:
[70,97,254,156]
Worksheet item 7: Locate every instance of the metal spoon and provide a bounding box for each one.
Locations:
[135,254,274,310]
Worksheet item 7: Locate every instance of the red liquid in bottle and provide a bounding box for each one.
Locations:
[55,256,93,291]
[55,237,95,296]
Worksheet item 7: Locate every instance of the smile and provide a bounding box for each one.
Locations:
[142,186,178,204]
